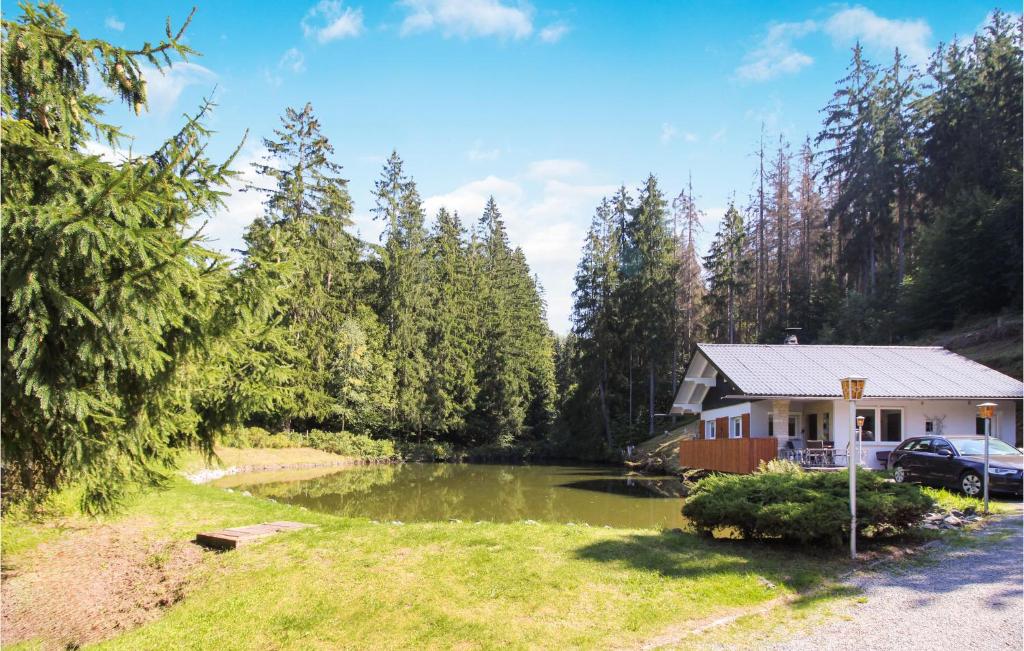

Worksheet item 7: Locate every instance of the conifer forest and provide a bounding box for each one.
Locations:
[2,3,1021,509]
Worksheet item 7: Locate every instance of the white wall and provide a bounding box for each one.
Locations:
[832,398,1019,469]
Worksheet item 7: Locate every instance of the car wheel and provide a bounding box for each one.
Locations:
[892,464,908,483]
[961,471,982,497]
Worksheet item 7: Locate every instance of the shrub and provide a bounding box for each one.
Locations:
[300,430,398,461]
[219,427,297,449]
[683,467,934,547]
[399,441,458,462]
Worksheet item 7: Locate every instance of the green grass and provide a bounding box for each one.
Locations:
[5,476,849,650]
[921,486,1013,514]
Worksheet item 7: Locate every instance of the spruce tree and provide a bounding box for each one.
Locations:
[1,3,238,511]
[618,175,676,436]
[703,204,751,343]
[424,209,479,440]
[372,152,431,436]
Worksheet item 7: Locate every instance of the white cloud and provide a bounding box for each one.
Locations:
[711,126,727,142]
[525,159,588,180]
[140,62,217,115]
[538,22,569,43]
[399,0,534,40]
[683,132,698,143]
[302,1,365,43]
[466,140,501,161]
[82,140,126,163]
[660,123,678,144]
[735,19,816,82]
[196,145,273,258]
[422,168,615,330]
[824,6,932,65]
[105,16,125,31]
[280,48,306,73]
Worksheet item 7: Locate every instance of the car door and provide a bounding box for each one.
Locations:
[926,438,959,485]
[897,439,929,479]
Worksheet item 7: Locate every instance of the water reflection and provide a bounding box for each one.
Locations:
[215,463,686,529]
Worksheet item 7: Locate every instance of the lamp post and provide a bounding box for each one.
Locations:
[841,376,866,561]
[977,402,997,514]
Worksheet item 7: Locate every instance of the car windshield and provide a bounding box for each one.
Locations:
[951,439,1022,456]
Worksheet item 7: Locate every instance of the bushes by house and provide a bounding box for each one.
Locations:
[682,462,934,547]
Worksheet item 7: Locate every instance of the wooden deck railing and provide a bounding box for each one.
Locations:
[679,438,778,474]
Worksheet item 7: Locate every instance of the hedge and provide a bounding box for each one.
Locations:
[682,461,934,547]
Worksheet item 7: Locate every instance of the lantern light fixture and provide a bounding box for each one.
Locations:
[856,415,865,428]
[840,376,867,401]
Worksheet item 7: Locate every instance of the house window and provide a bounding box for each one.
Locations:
[788,415,799,438]
[880,409,903,442]
[768,415,773,437]
[730,416,742,439]
[924,420,934,433]
[856,409,876,442]
[705,419,716,439]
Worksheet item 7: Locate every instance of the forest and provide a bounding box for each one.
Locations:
[559,12,1022,456]
[1,3,1021,510]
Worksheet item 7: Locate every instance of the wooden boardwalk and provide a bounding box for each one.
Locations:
[195,521,315,550]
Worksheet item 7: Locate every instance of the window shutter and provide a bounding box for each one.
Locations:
[742,413,750,438]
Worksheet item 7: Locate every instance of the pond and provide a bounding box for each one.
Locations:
[213,463,687,529]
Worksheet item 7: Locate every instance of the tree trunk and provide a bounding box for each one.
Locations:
[599,360,613,448]
[648,364,655,436]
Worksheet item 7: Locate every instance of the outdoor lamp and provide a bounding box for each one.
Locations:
[841,376,866,401]
[977,402,997,514]
[841,375,867,561]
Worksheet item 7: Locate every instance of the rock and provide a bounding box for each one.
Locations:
[448,518,462,523]
[943,515,962,526]
[758,577,777,590]
[964,506,977,516]
[390,520,404,526]
[241,491,252,497]
[951,509,964,517]
[922,523,940,530]
[523,520,538,525]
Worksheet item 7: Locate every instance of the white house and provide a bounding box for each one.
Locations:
[670,342,1023,471]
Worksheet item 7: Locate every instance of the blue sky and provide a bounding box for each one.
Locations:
[62,0,1006,332]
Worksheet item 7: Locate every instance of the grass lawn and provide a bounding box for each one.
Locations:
[4,479,847,650]
[3,457,1008,650]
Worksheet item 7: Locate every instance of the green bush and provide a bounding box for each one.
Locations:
[399,441,458,462]
[219,427,298,449]
[682,465,934,547]
[299,430,398,461]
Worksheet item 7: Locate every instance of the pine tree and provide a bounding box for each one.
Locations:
[242,103,375,431]
[424,209,479,440]
[1,3,238,511]
[703,204,751,343]
[619,175,677,436]
[372,152,431,436]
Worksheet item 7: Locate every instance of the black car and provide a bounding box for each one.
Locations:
[888,436,1024,496]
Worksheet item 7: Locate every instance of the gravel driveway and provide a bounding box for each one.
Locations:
[771,513,1023,651]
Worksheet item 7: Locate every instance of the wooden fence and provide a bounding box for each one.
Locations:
[678,438,778,474]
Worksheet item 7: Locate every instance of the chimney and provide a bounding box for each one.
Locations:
[784,327,801,345]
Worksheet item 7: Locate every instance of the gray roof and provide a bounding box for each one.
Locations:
[697,343,1024,399]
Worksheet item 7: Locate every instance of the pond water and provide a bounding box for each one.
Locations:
[213,463,687,529]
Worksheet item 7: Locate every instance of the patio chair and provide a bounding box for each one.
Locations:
[804,440,825,467]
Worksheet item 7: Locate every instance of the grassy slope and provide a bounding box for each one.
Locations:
[179,446,357,473]
[913,313,1023,379]
[4,478,845,651]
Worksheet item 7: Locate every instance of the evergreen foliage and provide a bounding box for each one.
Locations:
[1,3,238,512]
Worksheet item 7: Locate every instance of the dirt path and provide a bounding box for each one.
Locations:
[1,518,204,650]
[768,514,1024,651]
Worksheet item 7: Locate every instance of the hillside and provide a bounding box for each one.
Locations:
[912,314,1023,380]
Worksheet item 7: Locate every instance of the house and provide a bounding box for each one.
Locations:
[670,341,1024,473]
